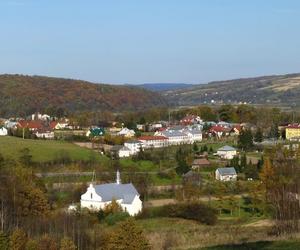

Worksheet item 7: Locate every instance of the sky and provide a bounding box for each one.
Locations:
[0,0,300,84]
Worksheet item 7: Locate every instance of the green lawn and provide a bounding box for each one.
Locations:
[0,136,106,163]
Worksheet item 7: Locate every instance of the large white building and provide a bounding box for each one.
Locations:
[80,171,142,216]
[124,140,142,155]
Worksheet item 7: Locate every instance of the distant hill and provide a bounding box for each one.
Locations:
[136,83,194,92]
[0,74,167,117]
[163,73,300,107]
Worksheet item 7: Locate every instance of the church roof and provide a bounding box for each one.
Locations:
[94,183,139,204]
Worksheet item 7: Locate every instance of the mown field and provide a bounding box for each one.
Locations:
[0,136,105,163]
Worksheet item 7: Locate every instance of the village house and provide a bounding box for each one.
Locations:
[138,135,168,148]
[180,115,202,125]
[191,158,211,170]
[182,170,201,186]
[117,127,135,138]
[110,145,131,158]
[216,145,237,159]
[184,129,203,143]
[215,167,237,181]
[209,125,231,138]
[124,140,142,155]
[86,127,105,137]
[285,124,300,140]
[35,129,55,139]
[0,126,8,136]
[80,171,142,216]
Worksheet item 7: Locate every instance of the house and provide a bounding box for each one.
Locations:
[138,135,168,148]
[231,125,242,136]
[209,125,231,138]
[191,158,210,169]
[148,123,163,132]
[182,170,201,186]
[80,171,142,216]
[50,121,69,130]
[285,124,300,140]
[184,129,203,143]
[156,130,190,145]
[110,145,131,158]
[217,145,237,159]
[86,127,105,137]
[35,129,55,139]
[0,127,8,136]
[124,140,142,155]
[180,115,202,125]
[31,112,50,121]
[215,167,237,181]
[136,124,146,131]
[17,120,44,131]
[117,128,135,138]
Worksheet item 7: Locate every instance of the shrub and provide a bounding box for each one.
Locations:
[104,212,130,225]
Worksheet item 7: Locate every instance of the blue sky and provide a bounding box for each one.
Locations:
[0,0,300,84]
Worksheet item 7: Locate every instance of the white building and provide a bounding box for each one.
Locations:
[35,130,55,139]
[80,171,142,216]
[0,127,8,136]
[117,128,135,138]
[138,136,168,148]
[215,167,237,181]
[156,130,190,145]
[110,145,131,158]
[124,140,142,155]
[216,145,237,159]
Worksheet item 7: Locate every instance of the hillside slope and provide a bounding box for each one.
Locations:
[136,83,194,92]
[164,73,300,107]
[0,74,167,117]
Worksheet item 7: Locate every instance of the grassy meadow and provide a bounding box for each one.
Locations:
[0,136,104,163]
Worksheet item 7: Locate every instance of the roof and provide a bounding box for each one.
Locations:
[286,124,300,129]
[210,125,231,133]
[110,145,130,152]
[192,158,210,166]
[125,140,142,144]
[217,167,237,176]
[138,135,168,141]
[217,145,236,151]
[18,120,44,129]
[94,183,139,203]
[161,131,187,137]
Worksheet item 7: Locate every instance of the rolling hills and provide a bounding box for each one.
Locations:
[164,73,300,107]
[0,74,167,117]
[136,83,194,91]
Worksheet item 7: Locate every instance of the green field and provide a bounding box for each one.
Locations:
[0,136,105,163]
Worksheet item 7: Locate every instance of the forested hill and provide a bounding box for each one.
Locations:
[0,74,167,117]
[164,73,300,107]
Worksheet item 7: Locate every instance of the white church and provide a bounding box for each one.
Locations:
[80,171,142,216]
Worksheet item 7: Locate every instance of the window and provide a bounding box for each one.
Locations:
[91,193,93,199]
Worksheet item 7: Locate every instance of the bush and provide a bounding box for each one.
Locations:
[104,212,130,225]
[138,202,217,225]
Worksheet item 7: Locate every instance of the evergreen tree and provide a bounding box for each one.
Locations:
[107,218,150,250]
[240,153,247,173]
[238,129,253,151]
[192,142,199,152]
[254,128,263,142]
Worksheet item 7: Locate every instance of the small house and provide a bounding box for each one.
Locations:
[192,158,211,169]
[110,145,131,158]
[217,145,237,160]
[215,167,237,181]
[117,128,135,138]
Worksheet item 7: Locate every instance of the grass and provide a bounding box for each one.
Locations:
[200,240,300,250]
[0,136,106,163]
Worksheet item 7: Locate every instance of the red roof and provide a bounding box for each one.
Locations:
[138,135,168,141]
[50,121,58,129]
[17,120,44,130]
[210,125,230,133]
[286,124,300,129]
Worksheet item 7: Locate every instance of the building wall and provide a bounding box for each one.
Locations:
[286,128,300,140]
[217,150,237,159]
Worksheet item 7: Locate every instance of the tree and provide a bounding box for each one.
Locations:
[238,129,253,151]
[254,128,263,142]
[192,142,199,152]
[18,148,32,166]
[269,123,280,139]
[25,239,38,250]
[60,237,76,250]
[107,218,151,250]
[38,235,58,250]
[0,231,9,250]
[9,228,27,250]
